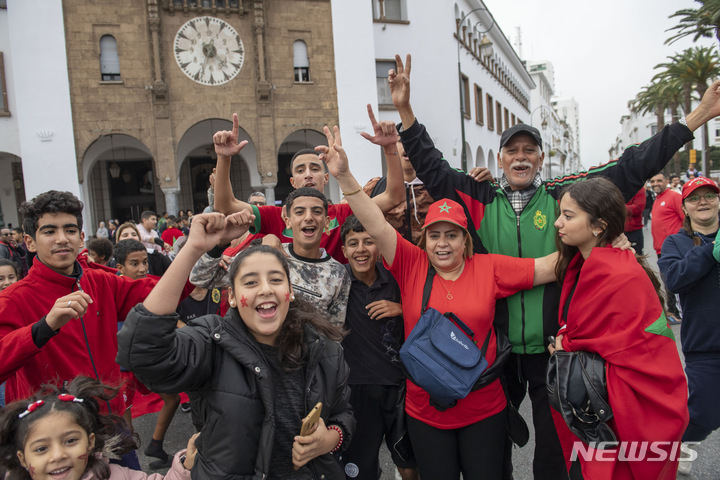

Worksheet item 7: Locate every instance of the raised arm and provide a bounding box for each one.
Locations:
[359,104,404,213]
[317,126,399,265]
[143,211,253,315]
[389,54,415,131]
[686,80,720,132]
[212,113,251,214]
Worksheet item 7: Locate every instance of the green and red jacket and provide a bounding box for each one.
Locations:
[400,119,693,354]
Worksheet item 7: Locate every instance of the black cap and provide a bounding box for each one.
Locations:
[499,124,543,150]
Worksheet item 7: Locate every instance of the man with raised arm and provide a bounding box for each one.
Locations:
[211,106,405,263]
[388,53,720,480]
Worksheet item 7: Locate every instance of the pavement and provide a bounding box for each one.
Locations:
[133,224,719,479]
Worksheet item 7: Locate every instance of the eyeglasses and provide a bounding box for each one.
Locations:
[686,193,719,204]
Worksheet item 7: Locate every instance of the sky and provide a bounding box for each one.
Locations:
[482,0,718,169]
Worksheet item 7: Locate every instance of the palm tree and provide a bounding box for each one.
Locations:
[634,81,685,173]
[666,0,720,47]
[654,46,720,153]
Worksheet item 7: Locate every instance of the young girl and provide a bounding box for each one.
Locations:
[550,177,688,479]
[0,376,196,480]
[117,211,354,479]
[0,258,19,292]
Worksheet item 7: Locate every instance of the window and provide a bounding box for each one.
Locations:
[496,101,502,135]
[99,35,121,81]
[511,113,516,126]
[0,52,9,116]
[474,84,483,125]
[373,0,407,22]
[293,40,310,83]
[461,75,470,119]
[650,124,658,135]
[376,60,395,106]
[486,93,494,131]
[504,108,509,131]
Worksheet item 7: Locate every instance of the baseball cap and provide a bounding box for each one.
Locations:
[681,176,719,201]
[422,199,468,231]
[500,124,543,150]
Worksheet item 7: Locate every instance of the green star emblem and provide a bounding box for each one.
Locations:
[439,202,452,213]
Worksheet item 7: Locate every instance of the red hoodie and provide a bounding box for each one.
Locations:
[0,259,154,414]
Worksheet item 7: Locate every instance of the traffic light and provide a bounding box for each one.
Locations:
[689,149,697,164]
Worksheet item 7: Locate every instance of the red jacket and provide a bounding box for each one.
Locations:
[623,188,646,233]
[651,189,684,254]
[0,259,154,413]
[553,247,688,479]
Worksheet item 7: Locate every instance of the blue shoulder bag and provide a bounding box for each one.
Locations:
[399,266,491,408]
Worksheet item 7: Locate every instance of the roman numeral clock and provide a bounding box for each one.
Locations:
[174,16,244,86]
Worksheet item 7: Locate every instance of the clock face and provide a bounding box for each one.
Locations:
[174,16,244,86]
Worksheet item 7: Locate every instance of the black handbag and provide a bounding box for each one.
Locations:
[546,350,616,446]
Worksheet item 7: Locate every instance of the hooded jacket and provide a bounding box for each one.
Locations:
[81,451,190,480]
[0,259,154,414]
[117,304,354,480]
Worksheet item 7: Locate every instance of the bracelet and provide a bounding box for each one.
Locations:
[327,424,343,453]
[679,116,688,127]
[342,187,363,197]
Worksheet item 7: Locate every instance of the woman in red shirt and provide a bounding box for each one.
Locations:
[319,126,557,479]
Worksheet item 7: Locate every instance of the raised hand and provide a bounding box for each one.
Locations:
[218,210,255,246]
[389,54,411,110]
[360,104,398,147]
[213,113,248,158]
[687,80,720,131]
[316,126,349,179]
[468,167,494,183]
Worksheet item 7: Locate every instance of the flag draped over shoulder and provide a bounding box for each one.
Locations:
[553,246,688,480]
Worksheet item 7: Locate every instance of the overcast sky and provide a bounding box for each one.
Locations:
[482,0,718,169]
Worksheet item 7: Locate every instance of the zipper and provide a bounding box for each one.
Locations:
[516,215,527,354]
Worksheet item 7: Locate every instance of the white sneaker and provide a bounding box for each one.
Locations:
[677,443,696,475]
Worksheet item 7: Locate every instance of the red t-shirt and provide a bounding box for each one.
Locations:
[385,231,534,428]
[230,203,353,263]
[650,189,684,254]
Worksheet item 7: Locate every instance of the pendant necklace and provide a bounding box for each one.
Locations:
[437,276,455,300]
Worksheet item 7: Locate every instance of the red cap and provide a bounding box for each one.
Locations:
[681,177,719,201]
[422,199,468,231]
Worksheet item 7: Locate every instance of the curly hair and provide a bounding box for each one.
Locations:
[0,377,138,480]
[19,191,84,240]
[227,245,344,370]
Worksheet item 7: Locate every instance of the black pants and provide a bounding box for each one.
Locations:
[657,253,680,315]
[407,408,507,480]
[342,384,415,479]
[624,228,644,256]
[502,352,568,480]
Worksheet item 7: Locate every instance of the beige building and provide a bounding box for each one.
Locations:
[2,0,338,228]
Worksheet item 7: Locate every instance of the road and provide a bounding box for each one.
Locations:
[133,225,719,479]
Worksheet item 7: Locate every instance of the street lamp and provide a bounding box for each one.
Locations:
[530,105,554,177]
[457,7,495,172]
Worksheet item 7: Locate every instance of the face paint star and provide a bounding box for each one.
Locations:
[439,202,452,213]
[240,295,249,308]
[285,292,291,303]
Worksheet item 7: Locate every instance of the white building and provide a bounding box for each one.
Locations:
[333,0,536,179]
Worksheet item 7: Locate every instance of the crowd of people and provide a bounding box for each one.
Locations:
[1,53,720,480]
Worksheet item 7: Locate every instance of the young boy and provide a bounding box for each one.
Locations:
[114,239,150,279]
[340,215,418,480]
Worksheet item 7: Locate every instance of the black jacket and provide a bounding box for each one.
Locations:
[117,304,354,479]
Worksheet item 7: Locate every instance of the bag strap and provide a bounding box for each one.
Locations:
[421,265,436,313]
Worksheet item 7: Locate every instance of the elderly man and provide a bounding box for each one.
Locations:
[388,53,720,480]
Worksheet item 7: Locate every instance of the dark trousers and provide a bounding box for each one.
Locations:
[407,408,507,480]
[657,253,680,315]
[683,356,720,442]
[625,228,644,256]
[502,352,568,480]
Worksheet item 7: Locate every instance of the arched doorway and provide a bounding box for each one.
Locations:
[176,119,260,212]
